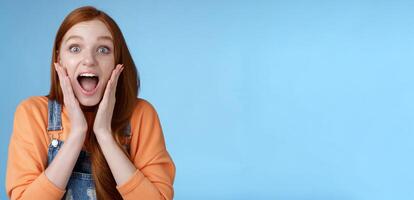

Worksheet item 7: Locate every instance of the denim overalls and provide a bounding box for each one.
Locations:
[46,99,131,200]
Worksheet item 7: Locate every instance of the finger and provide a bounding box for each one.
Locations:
[56,64,71,100]
[54,63,77,104]
[102,78,112,102]
[111,64,124,90]
[54,62,64,87]
[60,66,79,104]
[63,74,77,103]
[107,64,123,94]
[102,64,123,102]
[54,63,69,98]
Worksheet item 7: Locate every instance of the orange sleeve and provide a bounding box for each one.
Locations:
[6,98,66,200]
[116,99,176,200]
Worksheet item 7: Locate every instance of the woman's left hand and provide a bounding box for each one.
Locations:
[93,64,124,138]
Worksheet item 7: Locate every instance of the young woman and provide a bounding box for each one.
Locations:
[6,6,175,200]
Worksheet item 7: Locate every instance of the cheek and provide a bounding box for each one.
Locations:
[94,56,115,79]
[59,53,79,75]
[101,70,114,84]
[99,64,116,80]
[60,62,76,77]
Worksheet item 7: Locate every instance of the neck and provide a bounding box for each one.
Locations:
[80,104,98,113]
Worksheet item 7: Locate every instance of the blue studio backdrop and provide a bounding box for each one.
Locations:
[1,1,414,199]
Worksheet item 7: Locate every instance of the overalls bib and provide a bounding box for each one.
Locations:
[46,99,131,200]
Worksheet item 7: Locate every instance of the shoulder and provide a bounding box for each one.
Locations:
[129,98,163,132]
[15,96,48,121]
[17,96,48,111]
[132,98,159,118]
[129,98,166,152]
[12,96,49,143]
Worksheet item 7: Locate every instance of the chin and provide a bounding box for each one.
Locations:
[78,95,101,107]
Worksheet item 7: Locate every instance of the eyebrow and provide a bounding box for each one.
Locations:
[64,35,113,44]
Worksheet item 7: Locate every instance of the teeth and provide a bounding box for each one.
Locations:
[79,73,97,77]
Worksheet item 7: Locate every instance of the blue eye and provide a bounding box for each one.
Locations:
[69,46,80,53]
[98,46,110,54]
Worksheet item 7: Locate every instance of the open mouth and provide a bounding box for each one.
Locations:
[77,72,99,94]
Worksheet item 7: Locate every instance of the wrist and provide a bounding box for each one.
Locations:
[95,131,114,144]
[66,132,86,146]
[70,126,88,135]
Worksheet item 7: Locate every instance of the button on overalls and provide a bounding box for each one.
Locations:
[46,99,131,200]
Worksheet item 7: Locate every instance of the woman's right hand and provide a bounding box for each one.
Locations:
[54,62,88,136]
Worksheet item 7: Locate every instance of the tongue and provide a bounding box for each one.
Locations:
[79,77,98,92]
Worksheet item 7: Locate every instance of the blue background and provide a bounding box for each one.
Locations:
[1,0,414,199]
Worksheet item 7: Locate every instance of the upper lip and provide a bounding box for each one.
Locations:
[77,71,99,78]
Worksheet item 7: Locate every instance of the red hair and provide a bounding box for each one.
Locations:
[47,6,139,199]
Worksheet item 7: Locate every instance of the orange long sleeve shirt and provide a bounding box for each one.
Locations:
[6,96,175,200]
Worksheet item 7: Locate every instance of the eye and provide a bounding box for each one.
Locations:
[97,46,111,54]
[69,45,81,53]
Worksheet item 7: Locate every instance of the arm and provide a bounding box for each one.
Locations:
[6,63,89,199]
[95,134,136,185]
[44,132,86,189]
[6,100,66,200]
[96,100,176,200]
[93,66,175,199]
[44,62,89,190]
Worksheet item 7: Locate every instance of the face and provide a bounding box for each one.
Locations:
[58,19,115,106]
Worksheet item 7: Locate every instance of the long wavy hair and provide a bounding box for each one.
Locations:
[47,6,139,200]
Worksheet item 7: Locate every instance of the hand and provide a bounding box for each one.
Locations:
[54,62,88,136]
[93,64,124,138]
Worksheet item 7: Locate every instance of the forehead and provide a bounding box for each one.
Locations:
[63,19,112,41]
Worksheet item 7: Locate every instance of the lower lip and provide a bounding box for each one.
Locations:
[76,80,100,96]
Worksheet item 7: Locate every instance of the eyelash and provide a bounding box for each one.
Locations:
[68,45,111,54]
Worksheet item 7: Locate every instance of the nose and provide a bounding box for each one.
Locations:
[81,49,97,66]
